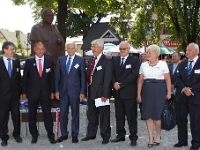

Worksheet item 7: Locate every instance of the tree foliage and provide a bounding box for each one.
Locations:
[12,0,121,41]
[110,0,200,52]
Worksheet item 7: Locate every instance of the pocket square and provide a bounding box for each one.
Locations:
[74,64,80,69]
[46,68,51,73]
[96,65,102,71]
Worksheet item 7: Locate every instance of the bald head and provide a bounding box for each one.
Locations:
[41,9,54,24]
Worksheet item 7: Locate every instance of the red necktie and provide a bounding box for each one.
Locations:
[88,57,97,85]
[39,59,43,77]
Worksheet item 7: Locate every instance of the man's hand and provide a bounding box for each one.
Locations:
[22,94,27,100]
[114,82,121,90]
[55,92,60,100]
[50,93,54,100]
[137,95,142,103]
[79,94,85,102]
[183,87,193,96]
[101,97,108,102]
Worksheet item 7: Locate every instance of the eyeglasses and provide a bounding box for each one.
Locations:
[119,48,127,51]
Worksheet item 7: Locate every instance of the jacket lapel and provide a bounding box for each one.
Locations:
[190,57,200,78]
[68,55,78,75]
[33,56,40,77]
[0,56,12,78]
[11,59,17,78]
[42,56,47,78]
[120,55,131,74]
[94,54,104,74]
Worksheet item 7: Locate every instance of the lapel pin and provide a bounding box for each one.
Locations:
[33,63,36,66]
[185,67,187,69]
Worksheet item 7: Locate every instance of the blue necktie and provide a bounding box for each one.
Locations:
[7,58,12,78]
[66,57,71,74]
[120,58,125,72]
[187,60,193,78]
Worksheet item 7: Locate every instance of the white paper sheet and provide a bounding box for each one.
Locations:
[95,98,110,107]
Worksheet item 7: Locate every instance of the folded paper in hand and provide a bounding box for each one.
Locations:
[95,98,110,107]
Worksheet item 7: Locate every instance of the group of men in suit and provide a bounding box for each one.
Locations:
[1,40,200,150]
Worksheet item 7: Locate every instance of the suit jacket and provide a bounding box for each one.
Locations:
[0,57,21,101]
[168,63,180,85]
[176,57,200,104]
[22,56,55,99]
[55,55,86,98]
[112,55,140,99]
[87,54,113,100]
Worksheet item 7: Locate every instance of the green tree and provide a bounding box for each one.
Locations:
[110,0,200,52]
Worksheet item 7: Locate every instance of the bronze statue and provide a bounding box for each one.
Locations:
[30,9,65,70]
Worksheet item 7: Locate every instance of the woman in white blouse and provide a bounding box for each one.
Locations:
[137,45,171,148]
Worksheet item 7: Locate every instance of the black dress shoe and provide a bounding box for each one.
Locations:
[110,137,125,143]
[174,142,188,147]
[102,139,109,145]
[31,137,38,144]
[130,140,137,146]
[72,136,79,143]
[81,136,96,141]
[190,146,200,150]
[49,137,56,144]
[56,135,68,143]
[14,136,22,143]
[1,140,7,146]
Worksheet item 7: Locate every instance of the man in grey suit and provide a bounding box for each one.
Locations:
[111,41,140,147]
[81,39,113,145]
[168,52,181,106]
[0,41,22,146]
[55,41,87,143]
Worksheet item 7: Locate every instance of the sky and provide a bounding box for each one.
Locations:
[0,0,35,34]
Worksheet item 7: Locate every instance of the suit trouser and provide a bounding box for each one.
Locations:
[0,99,20,141]
[28,97,54,139]
[115,97,138,141]
[86,87,111,140]
[177,101,200,148]
[60,95,79,137]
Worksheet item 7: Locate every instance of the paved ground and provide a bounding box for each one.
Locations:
[3,103,192,150]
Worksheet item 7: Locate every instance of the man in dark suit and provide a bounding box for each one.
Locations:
[111,41,140,147]
[81,39,113,145]
[174,43,200,150]
[168,52,181,107]
[22,41,56,144]
[0,41,22,146]
[55,41,86,143]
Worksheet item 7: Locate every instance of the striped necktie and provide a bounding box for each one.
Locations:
[187,60,193,78]
[66,57,71,74]
[120,58,125,72]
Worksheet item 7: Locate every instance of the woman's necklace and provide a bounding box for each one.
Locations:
[148,60,158,67]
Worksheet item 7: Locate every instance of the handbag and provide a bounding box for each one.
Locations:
[161,100,176,130]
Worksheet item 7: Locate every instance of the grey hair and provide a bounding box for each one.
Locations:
[91,39,104,48]
[187,42,199,53]
[65,41,77,49]
[147,44,160,57]
[119,41,131,49]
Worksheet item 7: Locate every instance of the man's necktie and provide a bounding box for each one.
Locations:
[7,58,12,78]
[66,57,71,74]
[39,59,43,77]
[120,58,125,72]
[187,60,193,78]
[88,57,97,85]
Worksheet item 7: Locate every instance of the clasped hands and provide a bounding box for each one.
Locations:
[183,87,194,96]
